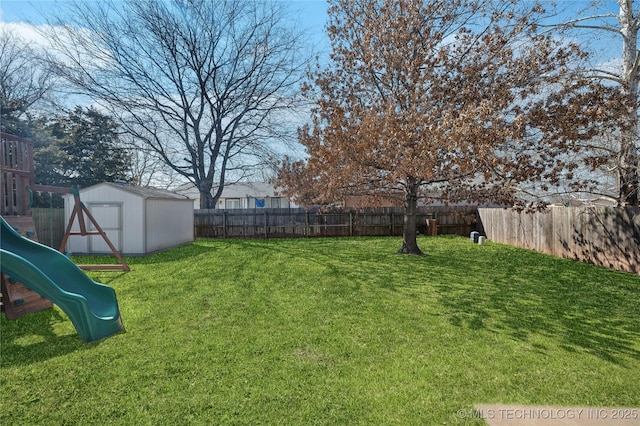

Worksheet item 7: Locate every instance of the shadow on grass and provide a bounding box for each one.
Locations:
[72,240,222,268]
[0,308,89,367]
[430,243,640,365]
[42,237,640,368]
[240,236,640,365]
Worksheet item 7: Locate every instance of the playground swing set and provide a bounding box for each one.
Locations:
[1,132,125,341]
[31,185,130,272]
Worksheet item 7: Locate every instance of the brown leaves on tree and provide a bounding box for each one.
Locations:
[276,0,624,254]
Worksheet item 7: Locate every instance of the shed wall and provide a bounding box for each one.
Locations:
[145,199,194,252]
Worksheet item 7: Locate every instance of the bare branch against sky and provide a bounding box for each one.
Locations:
[34,0,312,208]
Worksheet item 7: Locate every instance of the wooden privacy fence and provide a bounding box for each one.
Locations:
[478,206,640,274]
[31,208,66,249]
[195,207,477,239]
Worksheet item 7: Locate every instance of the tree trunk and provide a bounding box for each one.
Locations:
[618,0,640,206]
[619,130,639,206]
[398,177,423,255]
[198,181,216,209]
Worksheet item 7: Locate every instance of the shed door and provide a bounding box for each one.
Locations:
[87,203,122,253]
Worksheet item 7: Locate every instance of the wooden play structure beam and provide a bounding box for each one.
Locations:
[58,188,130,272]
[2,133,53,318]
[31,185,130,272]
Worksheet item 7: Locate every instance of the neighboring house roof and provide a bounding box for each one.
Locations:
[78,182,192,200]
[173,181,282,199]
[215,182,279,198]
[550,196,617,207]
[172,183,199,200]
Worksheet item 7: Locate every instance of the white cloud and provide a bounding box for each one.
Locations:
[0,21,52,48]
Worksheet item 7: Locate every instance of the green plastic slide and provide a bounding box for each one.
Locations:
[0,216,124,342]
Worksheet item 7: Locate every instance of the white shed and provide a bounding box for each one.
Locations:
[64,182,194,256]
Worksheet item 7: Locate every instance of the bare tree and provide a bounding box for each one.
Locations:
[0,26,56,135]
[547,0,640,206]
[42,0,308,207]
[119,133,179,189]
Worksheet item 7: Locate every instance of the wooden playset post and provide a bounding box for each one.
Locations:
[58,188,130,272]
[1,133,35,216]
[1,133,53,318]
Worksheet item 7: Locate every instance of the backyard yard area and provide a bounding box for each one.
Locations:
[1,236,639,425]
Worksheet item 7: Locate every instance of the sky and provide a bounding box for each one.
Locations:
[0,0,625,66]
[0,0,330,23]
[0,1,625,121]
[0,0,628,107]
[0,0,330,49]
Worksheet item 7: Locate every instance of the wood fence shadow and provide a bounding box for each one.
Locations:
[559,207,640,274]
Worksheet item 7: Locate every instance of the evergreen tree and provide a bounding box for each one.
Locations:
[43,106,132,188]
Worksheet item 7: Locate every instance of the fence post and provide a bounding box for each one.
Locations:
[306,211,310,237]
[349,211,353,236]
[391,212,394,235]
[223,211,227,238]
[264,209,268,239]
[243,212,246,237]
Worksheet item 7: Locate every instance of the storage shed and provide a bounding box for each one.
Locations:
[64,182,194,256]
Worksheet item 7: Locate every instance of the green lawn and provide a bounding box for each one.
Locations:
[1,236,639,425]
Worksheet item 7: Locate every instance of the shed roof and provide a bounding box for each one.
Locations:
[79,182,192,200]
